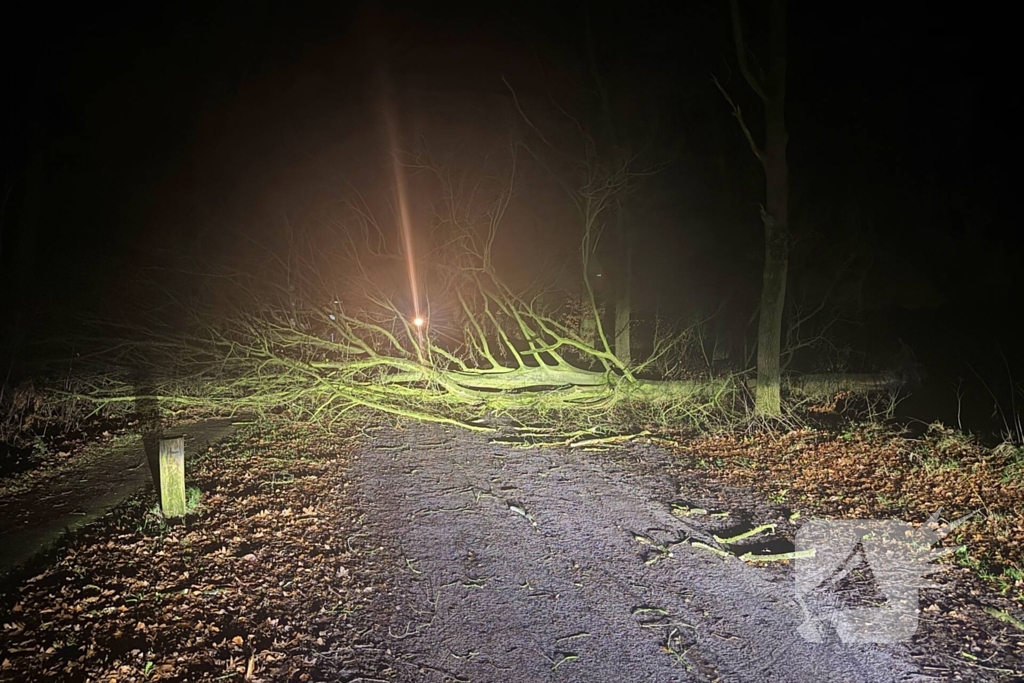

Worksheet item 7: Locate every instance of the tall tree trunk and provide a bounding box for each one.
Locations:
[615,208,632,365]
[754,205,787,415]
[579,251,602,349]
[721,0,789,416]
[586,9,634,369]
[580,308,598,348]
[754,0,789,416]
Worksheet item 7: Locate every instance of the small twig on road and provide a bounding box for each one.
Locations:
[691,541,731,559]
[663,627,693,669]
[671,504,708,517]
[570,430,650,449]
[551,652,579,672]
[738,548,816,563]
[508,501,538,527]
[714,523,776,545]
[633,606,670,616]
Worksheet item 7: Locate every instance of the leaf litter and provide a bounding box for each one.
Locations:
[0,421,393,682]
[665,421,1024,679]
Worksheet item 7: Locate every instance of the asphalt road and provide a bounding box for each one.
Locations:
[352,423,933,682]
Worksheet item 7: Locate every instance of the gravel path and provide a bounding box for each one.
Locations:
[352,422,931,682]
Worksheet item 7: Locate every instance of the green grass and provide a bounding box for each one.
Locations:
[994,442,1024,483]
[185,486,203,514]
[146,485,204,527]
[918,455,961,474]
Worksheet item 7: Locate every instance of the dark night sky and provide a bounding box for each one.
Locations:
[1,1,1019,392]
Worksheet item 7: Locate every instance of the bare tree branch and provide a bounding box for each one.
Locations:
[728,0,768,102]
[711,73,766,166]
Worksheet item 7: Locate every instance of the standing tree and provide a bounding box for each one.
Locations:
[585,8,632,367]
[612,204,632,365]
[714,0,789,416]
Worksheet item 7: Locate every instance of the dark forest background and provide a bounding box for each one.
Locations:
[1,1,1019,437]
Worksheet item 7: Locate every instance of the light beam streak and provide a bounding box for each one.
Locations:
[382,88,423,342]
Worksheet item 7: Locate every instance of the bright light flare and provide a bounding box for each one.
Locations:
[413,317,424,327]
[381,73,422,330]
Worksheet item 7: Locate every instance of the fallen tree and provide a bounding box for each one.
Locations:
[63,240,901,440]
[60,147,899,438]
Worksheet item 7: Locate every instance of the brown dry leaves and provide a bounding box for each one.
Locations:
[0,423,390,682]
[674,424,1023,587]
[669,422,1024,678]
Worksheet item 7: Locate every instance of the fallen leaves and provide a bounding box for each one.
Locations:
[673,424,1024,588]
[669,421,1024,679]
[0,422,391,682]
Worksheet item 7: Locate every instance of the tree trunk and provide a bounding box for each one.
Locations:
[580,310,598,348]
[580,255,598,348]
[755,207,787,415]
[721,0,790,416]
[615,220,632,366]
[584,14,634,368]
[754,0,789,416]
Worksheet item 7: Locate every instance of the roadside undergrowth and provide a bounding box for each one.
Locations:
[669,419,1024,602]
